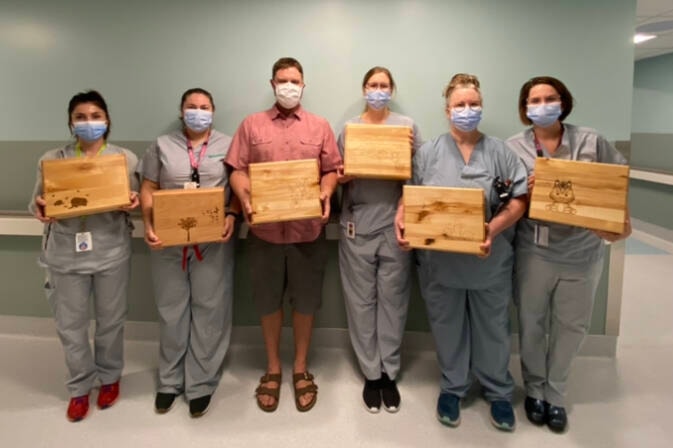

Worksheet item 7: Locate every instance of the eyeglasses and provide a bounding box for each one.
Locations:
[365,83,391,91]
[191,168,200,186]
[450,105,482,113]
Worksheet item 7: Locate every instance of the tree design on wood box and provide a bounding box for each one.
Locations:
[178,217,198,241]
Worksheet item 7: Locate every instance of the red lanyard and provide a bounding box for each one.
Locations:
[186,132,210,170]
[533,135,545,157]
[533,128,563,157]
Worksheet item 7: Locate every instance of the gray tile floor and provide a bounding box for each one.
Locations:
[1,235,672,447]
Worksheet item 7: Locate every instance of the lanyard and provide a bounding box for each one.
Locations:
[186,132,210,170]
[75,142,107,157]
[533,127,564,158]
[533,136,545,157]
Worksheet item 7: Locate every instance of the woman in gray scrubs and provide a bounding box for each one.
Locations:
[337,66,422,413]
[139,88,239,418]
[507,76,631,432]
[396,73,527,431]
[30,90,139,422]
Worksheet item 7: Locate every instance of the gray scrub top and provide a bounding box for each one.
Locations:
[412,133,528,289]
[29,143,139,274]
[506,124,627,265]
[337,112,422,235]
[141,129,232,191]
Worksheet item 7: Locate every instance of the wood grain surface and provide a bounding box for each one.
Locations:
[42,154,131,219]
[249,159,322,224]
[344,124,412,180]
[404,185,485,254]
[529,157,629,233]
[152,187,225,247]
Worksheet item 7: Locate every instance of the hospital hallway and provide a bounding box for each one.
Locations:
[1,233,672,448]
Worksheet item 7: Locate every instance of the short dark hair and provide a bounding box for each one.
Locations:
[67,90,111,139]
[180,87,215,110]
[518,76,574,125]
[362,66,396,92]
[271,57,303,79]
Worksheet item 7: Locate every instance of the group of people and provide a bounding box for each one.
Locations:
[30,57,631,434]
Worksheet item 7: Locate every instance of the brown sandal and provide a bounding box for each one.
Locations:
[255,373,281,412]
[293,371,318,412]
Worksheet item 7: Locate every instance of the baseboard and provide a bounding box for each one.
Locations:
[0,315,617,358]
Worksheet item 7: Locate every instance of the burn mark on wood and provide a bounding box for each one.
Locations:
[178,217,198,242]
[202,206,220,224]
[424,238,435,245]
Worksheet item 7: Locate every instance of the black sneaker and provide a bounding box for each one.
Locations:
[155,392,176,414]
[524,396,547,425]
[189,395,211,418]
[363,379,381,413]
[380,372,400,413]
[546,405,568,432]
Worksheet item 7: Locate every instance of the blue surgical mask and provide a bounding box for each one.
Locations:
[72,121,108,141]
[365,90,391,110]
[183,109,213,132]
[526,102,562,128]
[450,107,482,132]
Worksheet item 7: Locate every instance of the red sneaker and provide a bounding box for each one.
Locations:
[97,381,120,409]
[67,395,89,422]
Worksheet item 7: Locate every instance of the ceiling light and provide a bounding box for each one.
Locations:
[634,33,656,44]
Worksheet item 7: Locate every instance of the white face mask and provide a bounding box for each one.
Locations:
[275,82,303,109]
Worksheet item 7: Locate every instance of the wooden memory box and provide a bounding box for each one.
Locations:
[42,153,131,219]
[249,159,322,224]
[529,158,629,234]
[343,124,412,180]
[152,187,225,247]
[403,186,485,255]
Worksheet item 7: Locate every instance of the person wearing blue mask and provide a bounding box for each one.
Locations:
[29,90,140,422]
[336,66,422,413]
[139,88,240,418]
[395,73,528,431]
[506,76,631,433]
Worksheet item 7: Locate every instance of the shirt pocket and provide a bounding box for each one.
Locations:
[298,137,322,160]
[250,133,274,163]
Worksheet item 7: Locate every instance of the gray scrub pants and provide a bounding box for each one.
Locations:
[45,260,129,397]
[150,241,234,400]
[419,266,514,401]
[515,253,603,407]
[339,227,411,381]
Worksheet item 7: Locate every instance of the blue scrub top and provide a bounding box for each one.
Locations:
[506,123,627,266]
[412,133,527,289]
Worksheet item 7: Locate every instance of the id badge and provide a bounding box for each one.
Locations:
[183,181,199,190]
[75,232,93,252]
[534,224,549,247]
[346,222,355,239]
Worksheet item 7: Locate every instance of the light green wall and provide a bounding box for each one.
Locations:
[629,180,673,230]
[0,236,613,334]
[630,52,673,230]
[0,0,636,333]
[632,53,673,134]
[0,0,635,142]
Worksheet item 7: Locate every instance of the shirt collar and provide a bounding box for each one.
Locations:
[267,104,304,121]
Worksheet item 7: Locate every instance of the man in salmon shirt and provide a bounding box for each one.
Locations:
[225,57,340,413]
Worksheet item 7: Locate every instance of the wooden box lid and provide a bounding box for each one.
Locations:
[529,157,629,233]
[249,159,322,224]
[42,153,131,219]
[344,124,412,180]
[404,185,485,254]
[152,187,225,247]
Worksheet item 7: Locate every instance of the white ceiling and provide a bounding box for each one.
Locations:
[635,0,673,60]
